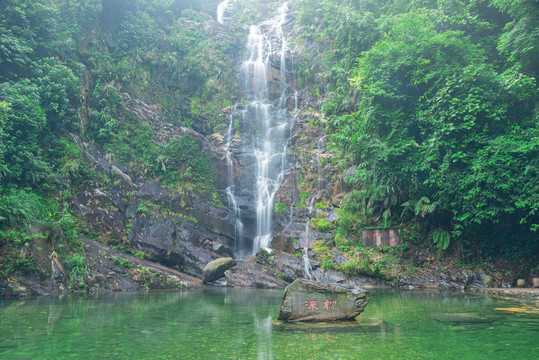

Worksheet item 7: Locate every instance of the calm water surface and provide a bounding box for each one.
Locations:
[0,288,537,359]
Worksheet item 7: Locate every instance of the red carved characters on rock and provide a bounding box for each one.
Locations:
[304,299,338,311]
[323,299,337,310]
[305,300,319,310]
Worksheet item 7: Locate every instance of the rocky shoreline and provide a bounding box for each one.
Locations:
[2,244,537,300]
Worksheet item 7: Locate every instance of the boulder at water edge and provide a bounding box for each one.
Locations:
[278,279,369,322]
[202,258,236,283]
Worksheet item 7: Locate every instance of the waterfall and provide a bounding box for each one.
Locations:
[219,2,294,256]
[302,247,313,281]
[224,110,246,258]
[239,3,292,254]
[303,218,316,281]
[216,0,230,24]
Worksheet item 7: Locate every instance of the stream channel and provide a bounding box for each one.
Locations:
[1,289,537,359]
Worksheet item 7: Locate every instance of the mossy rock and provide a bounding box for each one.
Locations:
[278,279,369,322]
[202,258,236,283]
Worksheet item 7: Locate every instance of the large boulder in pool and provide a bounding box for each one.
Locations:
[202,258,236,283]
[278,279,369,322]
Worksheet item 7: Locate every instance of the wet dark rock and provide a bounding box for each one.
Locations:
[472,271,495,288]
[132,236,186,270]
[311,269,347,284]
[51,258,65,279]
[67,87,240,276]
[457,269,474,286]
[0,277,63,298]
[0,234,205,299]
[225,264,288,288]
[129,210,233,277]
[225,248,300,288]
[202,258,236,283]
[111,165,137,191]
[70,124,239,278]
[278,279,369,322]
[203,239,233,257]
[256,248,305,282]
[271,233,296,253]
[81,238,202,292]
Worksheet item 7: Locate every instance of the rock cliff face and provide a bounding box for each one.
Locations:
[270,100,348,252]
[207,3,350,257]
[72,93,238,278]
[2,86,240,296]
[0,234,202,298]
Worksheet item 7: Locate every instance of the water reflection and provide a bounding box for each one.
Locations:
[1,289,537,359]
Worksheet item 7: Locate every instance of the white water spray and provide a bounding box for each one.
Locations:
[302,247,313,281]
[237,3,292,254]
[224,109,246,258]
[217,0,230,24]
[302,220,314,280]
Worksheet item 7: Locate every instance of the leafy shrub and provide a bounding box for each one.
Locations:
[321,257,334,271]
[113,256,133,269]
[64,254,87,283]
[311,218,332,232]
[274,202,288,213]
[0,188,44,228]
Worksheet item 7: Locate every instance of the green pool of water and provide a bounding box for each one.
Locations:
[0,288,537,359]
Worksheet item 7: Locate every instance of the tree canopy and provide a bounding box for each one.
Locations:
[296,0,538,261]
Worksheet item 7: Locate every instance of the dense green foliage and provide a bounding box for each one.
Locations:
[0,0,229,281]
[0,0,537,282]
[296,0,538,263]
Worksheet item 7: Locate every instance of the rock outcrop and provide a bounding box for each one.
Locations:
[225,248,304,288]
[225,265,288,288]
[0,237,203,298]
[202,257,236,283]
[70,98,237,277]
[278,279,369,322]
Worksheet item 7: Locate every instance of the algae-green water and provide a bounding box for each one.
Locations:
[0,289,537,359]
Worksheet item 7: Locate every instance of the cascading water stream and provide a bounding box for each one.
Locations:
[224,109,246,258]
[302,246,314,281]
[216,0,230,24]
[302,219,317,281]
[219,2,294,256]
[238,3,292,254]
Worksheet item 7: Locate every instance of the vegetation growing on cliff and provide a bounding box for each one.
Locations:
[0,0,231,283]
[295,0,538,268]
[0,0,537,287]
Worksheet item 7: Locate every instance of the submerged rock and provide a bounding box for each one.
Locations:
[278,279,369,322]
[202,258,236,283]
[273,317,386,333]
[432,313,494,325]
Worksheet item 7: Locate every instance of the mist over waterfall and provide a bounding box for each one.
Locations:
[216,0,230,24]
[220,2,296,256]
